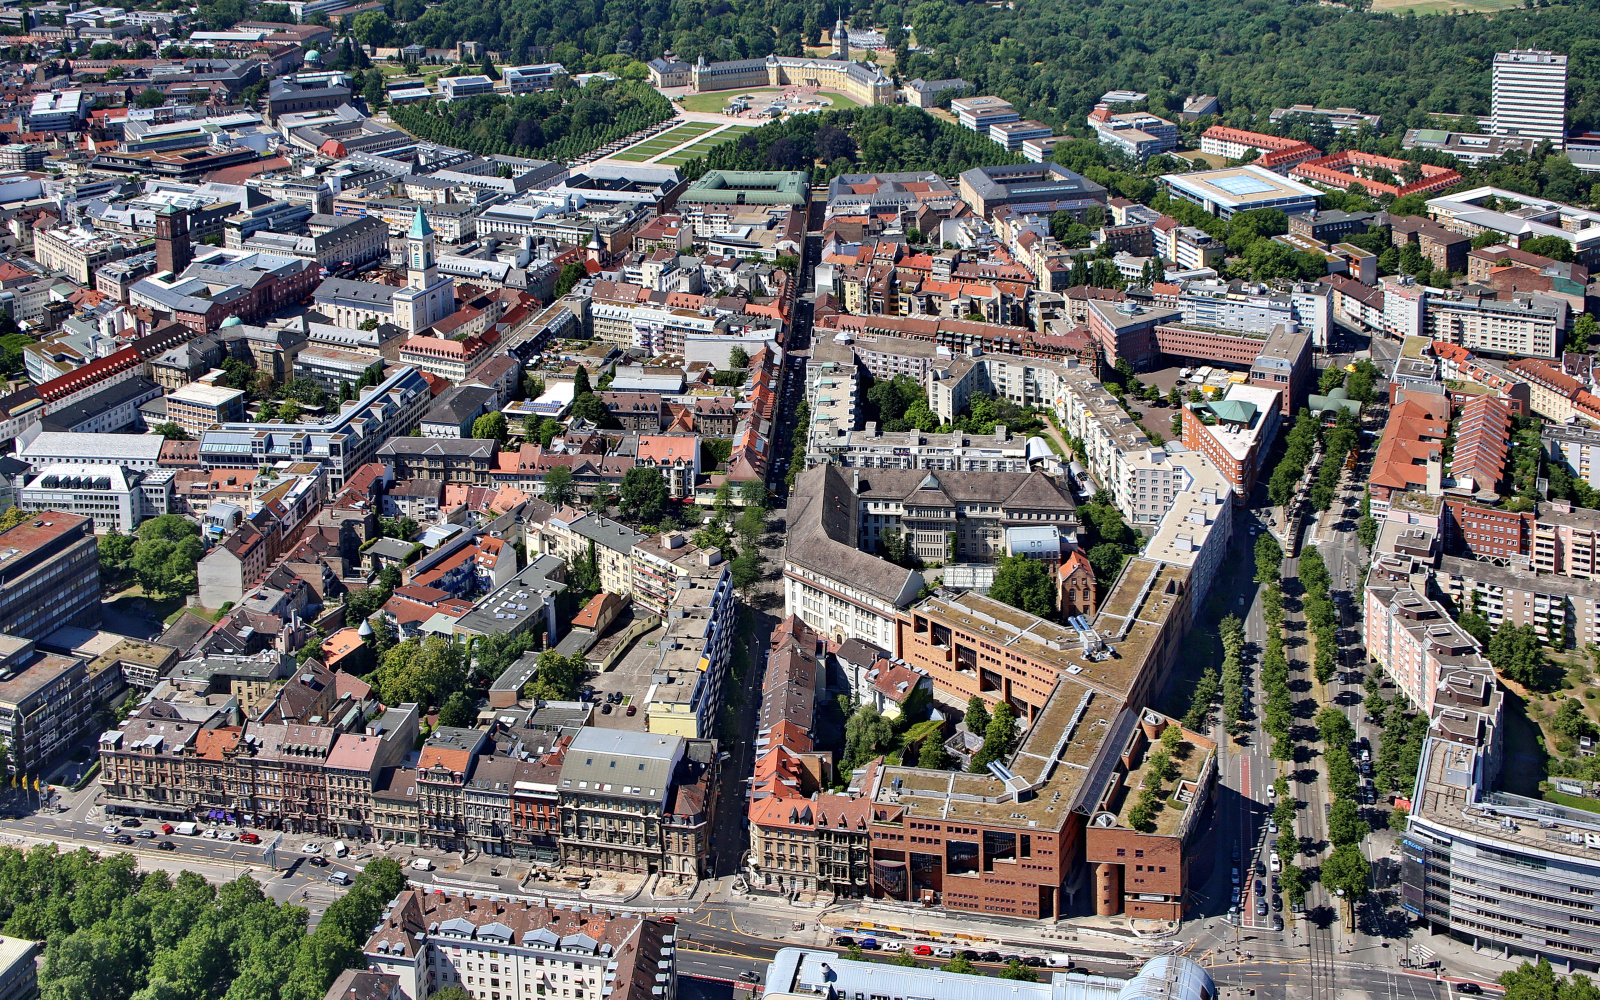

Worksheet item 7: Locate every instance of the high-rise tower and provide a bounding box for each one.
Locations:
[1492,49,1568,147]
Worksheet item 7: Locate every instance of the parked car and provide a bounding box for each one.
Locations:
[1255,899,1268,917]
[202,829,219,839]
[1272,895,1283,912]
[120,818,140,827]
[303,843,321,854]
[410,857,433,871]
[1230,868,1240,885]
[239,832,260,844]
[979,952,1002,963]
[1022,957,1045,967]
[602,704,612,715]
[883,941,903,952]
[1255,881,1266,896]
[737,972,762,984]
[933,946,953,959]
[219,831,237,841]
[912,945,933,957]
[833,936,854,948]
[858,939,879,951]
[1272,915,1284,932]
[626,705,637,717]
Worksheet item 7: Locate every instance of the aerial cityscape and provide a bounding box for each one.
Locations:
[0,3,1596,1000]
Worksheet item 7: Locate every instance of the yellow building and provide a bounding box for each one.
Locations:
[690,52,895,106]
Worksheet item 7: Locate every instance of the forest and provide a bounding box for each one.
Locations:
[681,104,1019,179]
[387,79,673,161]
[313,0,1600,138]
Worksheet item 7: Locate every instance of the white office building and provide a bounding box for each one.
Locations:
[17,463,173,532]
[1493,49,1568,147]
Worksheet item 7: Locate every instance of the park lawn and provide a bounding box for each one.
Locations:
[680,89,787,113]
[611,150,657,160]
[1373,0,1523,11]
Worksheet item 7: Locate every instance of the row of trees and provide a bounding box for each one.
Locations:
[387,80,674,162]
[1219,613,1246,734]
[1308,412,1361,515]
[1313,706,1372,904]
[1299,546,1339,685]
[1267,408,1321,509]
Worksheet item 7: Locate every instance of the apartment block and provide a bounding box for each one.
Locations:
[1424,290,1565,359]
[1435,554,1600,648]
[363,889,678,1000]
[1545,423,1600,492]
[557,727,716,876]
[643,560,736,745]
[1364,536,1493,716]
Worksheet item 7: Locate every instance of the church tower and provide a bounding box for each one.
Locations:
[833,18,849,60]
[155,203,191,276]
[394,205,455,333]
[407,205,437,289]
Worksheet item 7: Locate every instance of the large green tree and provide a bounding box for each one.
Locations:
[618,467,668,524]
[988,555,1055,618]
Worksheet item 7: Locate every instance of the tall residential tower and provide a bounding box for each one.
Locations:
[1492,49,1568,147]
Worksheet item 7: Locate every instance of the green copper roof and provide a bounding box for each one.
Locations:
[1206,399,1257,425]
[409,205,432,239]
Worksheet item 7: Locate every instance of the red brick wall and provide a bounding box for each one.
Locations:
[1085,825,1185,919]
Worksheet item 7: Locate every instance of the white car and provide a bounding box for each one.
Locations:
[101,824,118,835]
[202,829,218,839]
[219,831,237,841]
[302,843,322,854]
[410,857,434,871]
[1269,851,1282,873]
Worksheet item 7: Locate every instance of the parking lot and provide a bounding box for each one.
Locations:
[580,625,664,732]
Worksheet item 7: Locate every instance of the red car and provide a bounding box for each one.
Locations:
[159,823,174,835]
[626,705,637,716]
[239,832,261,844]
[912,945,933,957]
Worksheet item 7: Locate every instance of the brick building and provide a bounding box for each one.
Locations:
[1083,712,1217,920]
